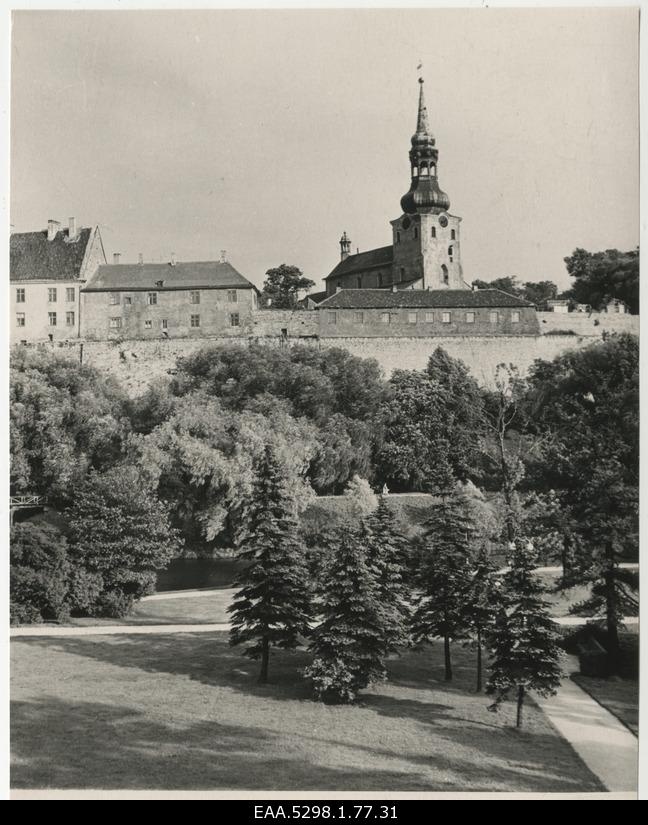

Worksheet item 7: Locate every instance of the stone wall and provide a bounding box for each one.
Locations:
[25,329,620,397]
[536,311,639,337]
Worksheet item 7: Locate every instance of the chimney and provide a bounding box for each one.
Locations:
[47,219,60,242]
[170,252,176,266]
[391,284,398,293]
[113,253,121,265]
[138,253,144,265]
[68,217,77,240]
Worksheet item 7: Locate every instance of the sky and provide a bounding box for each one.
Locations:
[10,7,639,292]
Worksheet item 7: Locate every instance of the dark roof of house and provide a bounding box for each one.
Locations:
[84,261,257,292]
[318,288,534,309]
[325,245,394,280]
[10,228,93,281]
[302,290,328,305]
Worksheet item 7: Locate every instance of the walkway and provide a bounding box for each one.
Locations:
[11,622,231,637]
[537,656,638,793]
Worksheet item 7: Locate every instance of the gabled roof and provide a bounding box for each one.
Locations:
[10,227,93,281]
[318,288,534,309]
[325,245,394,280]
[301,290,328,306]
[84,261,257,292]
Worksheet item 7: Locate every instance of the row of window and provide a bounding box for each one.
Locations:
[109,289,238,306]
[108,313,241,330]
[16,312,75,327]
[327,310,522,325]
[16,287,76,304]
[395,228,456,244]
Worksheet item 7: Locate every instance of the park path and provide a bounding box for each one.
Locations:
[536,656,638,793]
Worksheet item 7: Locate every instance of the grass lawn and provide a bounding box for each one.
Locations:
[571,675,638,736]
[11,633,603,792]
[65,591,234,627]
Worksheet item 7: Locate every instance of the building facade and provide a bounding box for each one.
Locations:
[10,219,106,343]
[81,257,259,340]
[324,78,468,297]
[317,288,539,337]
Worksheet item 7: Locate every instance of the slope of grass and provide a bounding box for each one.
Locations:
[65,592,234,627]
[11,633,602,792]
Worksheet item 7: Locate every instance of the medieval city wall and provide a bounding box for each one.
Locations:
[535,311,638,336]
[30,330,618,397]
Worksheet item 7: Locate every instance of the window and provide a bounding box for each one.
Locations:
[110,293,120,305]
[408,312,417,324]
[380,312,390,324]
[511,311,520,324]
[327,311,337,325]
[356,276,362,289]
[48,288,57,303]
[448,245,454,263]
[378,272,383,287]
[451,229,456,240]
[396,231,401,244]
[353,311,364,324]
[227,290,237,303]
[441,265,449,286]
[489,311,499,324]
[144,320,152,329]
[66,287,75,302]
[190,314,200,328]
[16,313,25,327]
[147,293,157,305]
[123,296,132,305]
[161,319,168,329]
[190,291,200,305]
[230,313,240,327]
[66,311,75,326]
[16,288,25,303]
[48,312,57,326]
[414,227,418,240]
[425,311,434,323]
[431,227,436,239]
[441,312,451,324]
[466,311,475,324]
[109,317,122,329]
[400,267,405,281]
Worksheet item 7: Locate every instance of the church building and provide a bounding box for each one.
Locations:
[324,77,467,296]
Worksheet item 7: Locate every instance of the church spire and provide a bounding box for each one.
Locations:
[400,75,450,215]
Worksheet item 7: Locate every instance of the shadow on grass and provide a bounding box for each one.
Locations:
[11,696,434,791]
[13,634,604,792]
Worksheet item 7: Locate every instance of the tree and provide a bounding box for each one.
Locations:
[521,280,558,308]
[461,545,500,692]
[564,247,639,313]
[67,465,181,617]
[261,264,315,309]
[486,538,563,728]
[377,348,484,493]
[305,526,386,703]
[411,491,475,681]
[471,277,522,296]
[343,475,377,520]
[10,522,72,624]
[526,334,639,668]
[229,446,314,684]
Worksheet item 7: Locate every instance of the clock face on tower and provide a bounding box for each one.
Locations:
[439,215,449,228]
[401,217,412,230]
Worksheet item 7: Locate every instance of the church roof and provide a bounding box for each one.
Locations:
[10,227,94,281]
[318,288,533,309]
[84,261,256,292]
[325,245,394,280]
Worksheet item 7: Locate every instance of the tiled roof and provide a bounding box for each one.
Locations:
[318,288,533,309]
[84,261,257,292]
[303,290,328,305]
[325,245,394,280]
[10,228,93,281]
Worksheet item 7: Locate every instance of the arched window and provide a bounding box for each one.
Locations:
[396,231,401,244]
[412,166,419,177]
[441,265,449,285]
[448,245,454,263]
[431,227,436,239]
[451,229,456,240]
[429,164,436,177]
[414,226,418,239]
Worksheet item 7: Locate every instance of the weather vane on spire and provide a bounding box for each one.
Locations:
[417,61,423,82]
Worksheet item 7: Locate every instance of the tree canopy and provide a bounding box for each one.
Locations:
[564,247,639,313]
[261,264,315,309]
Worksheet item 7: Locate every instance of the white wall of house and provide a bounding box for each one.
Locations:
[11,280,83,343]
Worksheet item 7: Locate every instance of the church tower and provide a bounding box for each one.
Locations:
[390,77,466,290]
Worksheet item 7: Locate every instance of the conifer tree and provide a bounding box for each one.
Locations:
[411,493,475,682]
[228,445,313,684]
[461,545,500,692]
[486,538,563,728]
[364,495,411,653]
[305,527,386,703]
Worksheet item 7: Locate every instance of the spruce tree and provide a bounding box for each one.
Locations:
[461,545,500,692]
[305,527,385,704]
[364,495,411,653]
[228,445,313,684]
[411,493,475,682]
[486,538,563,728]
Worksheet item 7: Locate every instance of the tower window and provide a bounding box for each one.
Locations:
[356,276,362,289]
[441,265,449,285]
[396,232,401,244]
[412,166,419,177]
[414,227,418,240]
[451,229,456,240]
[431,227,436,239]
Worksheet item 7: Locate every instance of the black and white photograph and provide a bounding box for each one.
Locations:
[3,3,643,802]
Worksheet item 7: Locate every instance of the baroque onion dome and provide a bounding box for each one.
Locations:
[400,78,451,215]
